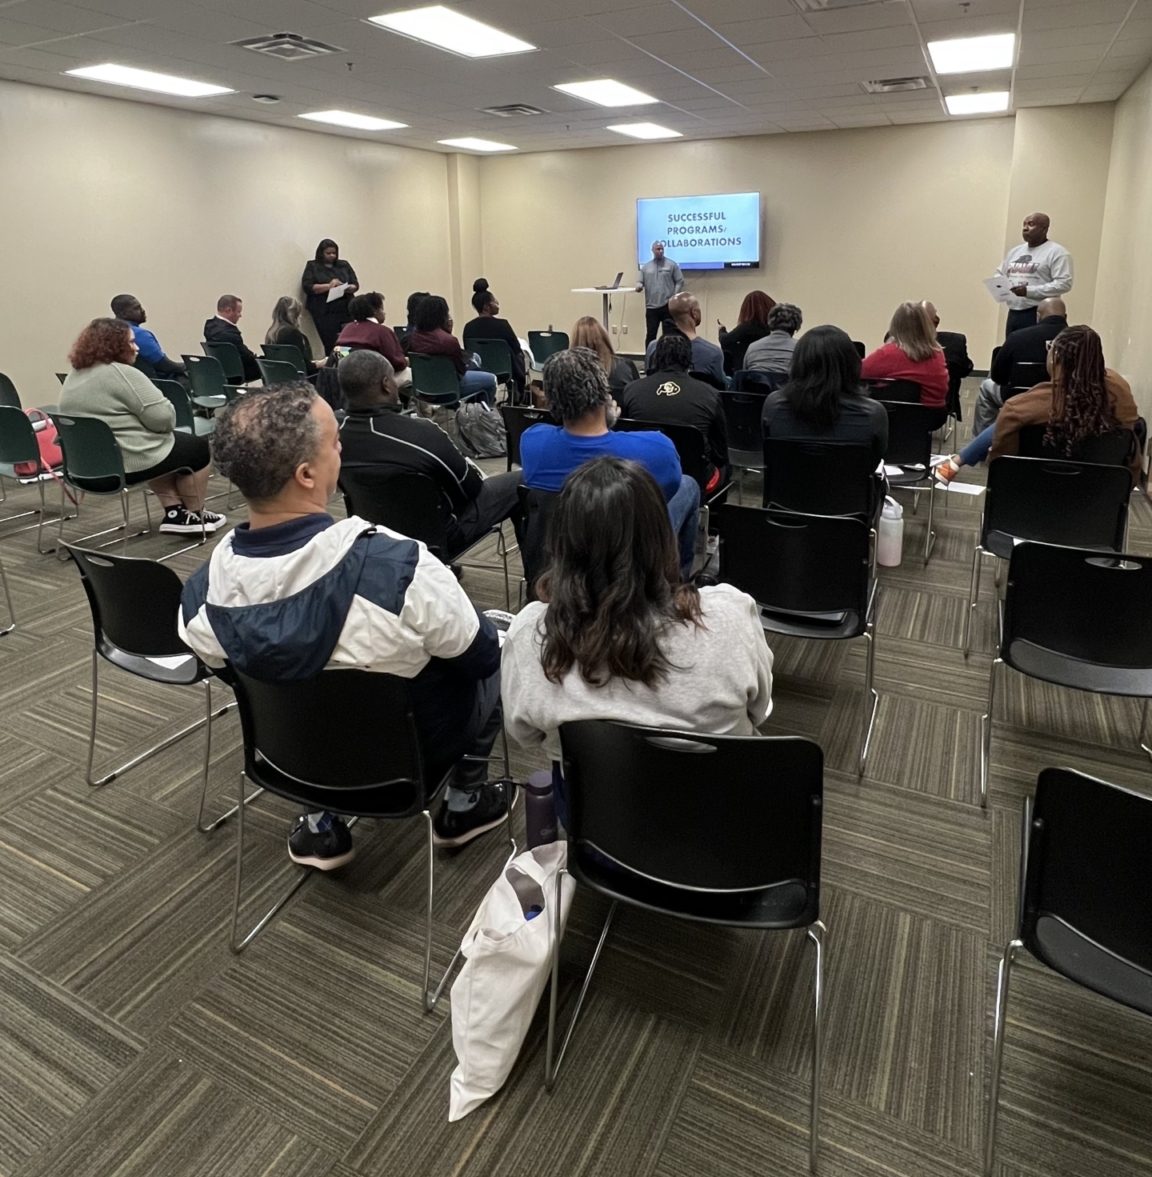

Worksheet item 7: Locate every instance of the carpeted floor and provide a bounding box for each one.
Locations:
[0,380,1150,1177]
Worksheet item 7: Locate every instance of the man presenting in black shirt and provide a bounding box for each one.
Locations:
[619,334,729,494]
[337,350,524,552]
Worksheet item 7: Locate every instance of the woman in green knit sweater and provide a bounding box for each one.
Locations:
[60,318,225,535]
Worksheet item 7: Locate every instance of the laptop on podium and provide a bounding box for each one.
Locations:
[594,271,624,290]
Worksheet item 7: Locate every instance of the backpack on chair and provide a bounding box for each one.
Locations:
[455,402,507,459]
[15,409,63,476]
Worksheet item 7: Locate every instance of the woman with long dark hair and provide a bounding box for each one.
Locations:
[717,289,777,374]
[761,324,889,463]
[404,294,498,405]
[301,238,359,355]
[265,296,319,368]
[502,457,773,773]
[936,324,1139,483]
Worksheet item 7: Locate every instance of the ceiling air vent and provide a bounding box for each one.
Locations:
[792,0,892,12]
[861,76,929,94]
[232,32,345,61]
[481,103,549,117]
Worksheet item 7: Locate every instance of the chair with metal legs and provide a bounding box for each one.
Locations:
[985,767,1152,1175]
[979,541,1152,808]
[0,405,71,553]
[0,552,13,635]
[962,456,1131,656]
[63,545,239,824]
[549,720,827,1173]
[224,667,515,1011]
[49,414,207,560]
[720,505,879,777]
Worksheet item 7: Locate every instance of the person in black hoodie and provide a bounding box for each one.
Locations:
[461,278,526,400]
[301,238,359,355]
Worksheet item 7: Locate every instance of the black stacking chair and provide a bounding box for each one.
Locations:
[864,377,921,404]
[0,405,64,552]
[1006,360,1048,398]
[470,338,515,398]
[63,544,237,823]
[528,330,569,367]
[878,401,940,563]
[550,720,827,1173]
[734,368,788,393]
[962,456,1132,656]
[1016,425,1136,467]
[762,438,882,523]
[499,404,550,472]
[615,417,731,505]
[517,484,561,603]
[719,389,768,502]
[261,343,309,375]
[721,506,879,776]
[0,372,22,408]
[256,357,299,387]
[202,341,248,386]
[851,340,866,358]
[979,541,1152,806]
[225,667,514,1007]
[985,767,1152,1174]
[340,467,511,608]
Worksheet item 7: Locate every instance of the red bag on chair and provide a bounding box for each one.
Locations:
[14,410,63,476]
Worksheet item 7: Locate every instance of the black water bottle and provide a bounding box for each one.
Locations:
[523,770,557,848]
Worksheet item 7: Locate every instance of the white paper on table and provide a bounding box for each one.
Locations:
[326,282,351,303]
[983,276,1014,304]
[942,481,984,496]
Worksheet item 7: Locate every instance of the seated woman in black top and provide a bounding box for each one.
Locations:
[761,324,889,465]
[265,296,319,369]
[717,289,776,376]
[460,278,526,399]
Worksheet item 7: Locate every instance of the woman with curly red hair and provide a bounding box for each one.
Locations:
[60,318,225,534]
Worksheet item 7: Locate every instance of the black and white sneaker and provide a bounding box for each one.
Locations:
[159,507,226,535]
[432,780,512,848]
[287,812,355,870]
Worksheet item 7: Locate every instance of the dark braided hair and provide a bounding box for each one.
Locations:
[1044,325,1116,455]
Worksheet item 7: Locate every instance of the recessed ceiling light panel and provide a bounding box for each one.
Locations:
[606,122,682,140]
[368,6,535,58]
[554,79,658,107]
[928,33,1015,75]
[438,137,517,152]
[65,63,233,97]
[299,110,408,130]
[944,91,1010,115]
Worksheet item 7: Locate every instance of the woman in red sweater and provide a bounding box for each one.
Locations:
[861,301,948,410]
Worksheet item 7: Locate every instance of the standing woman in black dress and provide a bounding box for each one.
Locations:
[301,238,358,356]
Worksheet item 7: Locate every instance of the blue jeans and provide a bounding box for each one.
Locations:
[959,423,996,467]
[668,473,701,579]
[460,369,497,406]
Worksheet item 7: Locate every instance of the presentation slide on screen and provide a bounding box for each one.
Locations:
[636,192,761,270]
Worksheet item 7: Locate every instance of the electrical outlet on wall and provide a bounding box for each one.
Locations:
[621,324,628,334]
[611,324,618,334]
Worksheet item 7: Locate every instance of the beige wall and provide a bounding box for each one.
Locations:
[1002,104,1114,330]
[0,75,1133,405]
[0,79,453,401]
[1095,63,1152,417]
[477,120,1024,364]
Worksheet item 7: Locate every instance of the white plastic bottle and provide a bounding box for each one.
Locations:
[877,496,904,567]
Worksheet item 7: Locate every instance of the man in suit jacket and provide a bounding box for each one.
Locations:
[203,294,260,383]
[922,301,972,418]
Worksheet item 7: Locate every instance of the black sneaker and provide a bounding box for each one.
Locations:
[432,781,512,848]
[287,812,355,870]
[159,507,225,535]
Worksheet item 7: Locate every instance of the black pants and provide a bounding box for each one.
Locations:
[448,471,525,553]
[1005,307,1037,337]
[645,303,669,346]
[313,310,350,357]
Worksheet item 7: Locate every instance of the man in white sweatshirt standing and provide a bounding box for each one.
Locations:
[997,212,1073,337]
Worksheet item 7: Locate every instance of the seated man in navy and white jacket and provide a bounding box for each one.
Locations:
[179,382,510,869]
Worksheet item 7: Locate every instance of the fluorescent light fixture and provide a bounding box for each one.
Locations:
[928,33,1015,75]
[945,90,1010,115]
[606,122,682,140]
[299,110,408,131]
[65,63,232,97]
[554,79,658,107]
[367,6,535,58]
[438,137,517,152]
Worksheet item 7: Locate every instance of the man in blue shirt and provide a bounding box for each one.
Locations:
[111,294,186,380]
[521,346,699,577]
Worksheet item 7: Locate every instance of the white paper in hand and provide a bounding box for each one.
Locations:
[326,282,350,303]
